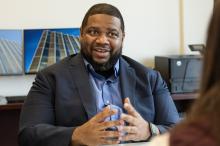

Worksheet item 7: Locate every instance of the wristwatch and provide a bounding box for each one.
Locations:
[149,123,160,138]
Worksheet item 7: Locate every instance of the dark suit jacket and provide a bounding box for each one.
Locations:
[19,54,179,146]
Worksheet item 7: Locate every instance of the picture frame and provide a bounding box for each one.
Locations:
[0,30,23,76]
[24,28,80,74]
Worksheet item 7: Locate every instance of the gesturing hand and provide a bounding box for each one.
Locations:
[120,97,151,142]
[71,106,124,146]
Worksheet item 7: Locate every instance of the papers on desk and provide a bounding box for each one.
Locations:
[0,96,7,105]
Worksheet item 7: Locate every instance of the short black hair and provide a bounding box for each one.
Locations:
[81,3,125,33]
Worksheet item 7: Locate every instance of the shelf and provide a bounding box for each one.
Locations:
[0,102,23,111]
[0,93,196,111]
[171,93,198,100]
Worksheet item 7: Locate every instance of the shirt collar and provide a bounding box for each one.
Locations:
[83,58,120,79]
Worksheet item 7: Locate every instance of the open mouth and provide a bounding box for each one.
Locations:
[93,47,110,59]
[94,47,110,52]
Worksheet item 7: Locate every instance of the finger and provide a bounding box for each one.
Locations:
[97,120,122,131]
[116,120,125,132]
[99,138,121,145]
[120,113,138,126]
[124,98,140,118]
[121,125,138,134]
[124,97,131,104]
[91,105,117,123]
[121,133,136,141]
[99,130,123,139]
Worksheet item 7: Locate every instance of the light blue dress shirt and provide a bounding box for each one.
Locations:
[83,59,123,121]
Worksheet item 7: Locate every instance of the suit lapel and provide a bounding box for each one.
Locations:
[120,58,137,109]
[67,55,137,119]
[68,54,97,119]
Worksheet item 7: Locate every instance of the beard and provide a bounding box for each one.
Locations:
[81,46,122,72]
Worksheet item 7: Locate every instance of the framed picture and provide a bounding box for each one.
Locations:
[0,30,23,75]
[24,28,80,74]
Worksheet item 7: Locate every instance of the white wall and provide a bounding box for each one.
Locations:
[0,0,213,96]
[183,0,213,54]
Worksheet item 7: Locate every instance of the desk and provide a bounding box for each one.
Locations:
[0,103,22,146]
[105,142,149,146]
[0,102,23,110]
[172,93,197,114]
[171,93,197,100]
[0,93,195,146]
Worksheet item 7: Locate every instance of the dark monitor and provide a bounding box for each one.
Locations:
[188,44,205,54]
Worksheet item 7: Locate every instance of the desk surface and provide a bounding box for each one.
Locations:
[0,102,23,111]
[171,93,197,100]
[105,142,149,146]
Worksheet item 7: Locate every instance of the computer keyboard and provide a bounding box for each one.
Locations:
[5,96,26,103]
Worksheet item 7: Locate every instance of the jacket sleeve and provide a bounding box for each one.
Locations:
[18,71,74,146]
[151,71,180,133]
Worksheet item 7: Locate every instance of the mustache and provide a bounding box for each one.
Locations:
[93,45,111,52]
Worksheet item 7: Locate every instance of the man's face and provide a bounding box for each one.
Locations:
[80,14,125,71]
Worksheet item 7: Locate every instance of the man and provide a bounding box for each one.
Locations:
[19,3,179,146]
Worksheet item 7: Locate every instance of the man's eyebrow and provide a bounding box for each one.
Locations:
[86,26,99,30]
[107,28,119,32]
[85,27,119,32]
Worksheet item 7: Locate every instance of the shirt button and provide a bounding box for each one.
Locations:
[106,100,110,105]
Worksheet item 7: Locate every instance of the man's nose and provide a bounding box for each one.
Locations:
[96,34,109,44]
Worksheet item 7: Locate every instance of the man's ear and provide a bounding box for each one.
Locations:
[79,34,82,43]
[122,32,125,38]
[79,27,83,41]
[122,32,125,41]
[121,32,125,47]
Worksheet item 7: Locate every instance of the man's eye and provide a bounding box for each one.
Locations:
[107,32,119,38]
[87,30,99,36]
